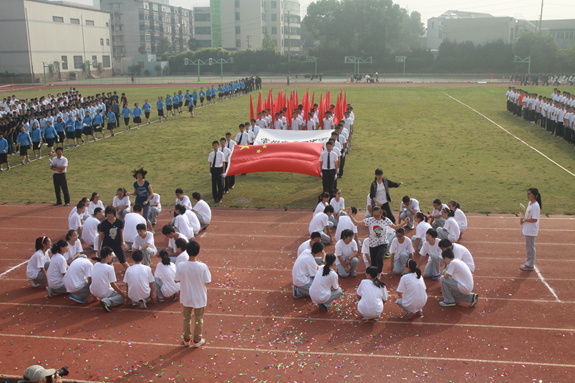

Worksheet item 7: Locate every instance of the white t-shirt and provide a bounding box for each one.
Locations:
[297,239,311,257]
[175,250,189,266]
[168,233,188,253]
[155,262,180,297]
[454,208,467,233]
[64,240,83,261]
[90,262,116,298]
[447,259,474,295]
[113,195,131,211]
[175,261,211,308]
[389,237,415,255]
[292,249,319,286]
[357,279,388,319]
[124,213,146,243]
[309,213,329,234]
[420,239,440,258]
[133,232,157,254]
[47,253,67,289]
[396,273,427,313]
[68,211,82,231]
[309,268,339,304]
[176,195,192,211]
[63,257,93,292]
[174,214,194,240]
[83,217,100,247]
[185,210,201,235]
[330,197,345,214]
[452,243,475,273]
[443,217,460,242]
[88,200,105,215]
[414,221,432,240]
[124,264,154,302]
[313,202,326,217]
[26,249,49,280]
[334,215,357,242]
[432,203,448,218]
[193,200,212,224]
[522,201,540,237]
[399,198,420,213]
[375,181,387,204]
[334,239,358,265]
[149,193,161,211]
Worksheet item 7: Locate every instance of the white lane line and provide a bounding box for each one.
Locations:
[444,92,575,178]
[535,265,562,302]
[0,260,28,278]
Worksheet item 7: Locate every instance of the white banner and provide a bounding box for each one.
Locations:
[254,128,332,145]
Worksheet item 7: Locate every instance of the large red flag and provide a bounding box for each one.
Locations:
[318,93,325,129]
[249,94,255,121]
[311,92,315,107]
[326,90,331,110]
[286,95,293,126]
[226,142,322,177]
[343,91,347,115]
[256,92,262,116]
[295,90,299,107]
[302,89,310,124]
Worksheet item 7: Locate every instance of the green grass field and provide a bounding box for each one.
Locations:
[1,85,574,215]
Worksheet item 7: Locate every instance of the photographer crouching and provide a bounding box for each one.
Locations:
[18,365,69,383]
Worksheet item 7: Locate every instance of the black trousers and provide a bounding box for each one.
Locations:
[369,244,388,274]
[338,155,346,177]
[53,173,70,204]
[381,202,395,223]
[211,167,223,201]
[322,169,336,198]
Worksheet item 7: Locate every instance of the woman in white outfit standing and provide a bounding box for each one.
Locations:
[520,188,541,271]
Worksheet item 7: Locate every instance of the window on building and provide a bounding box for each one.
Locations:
[100,38,104,45]
[103,55,111,68]
[271,13,277,21]
[195,26,211,35]
[271,1,277,8]
[195,12,210,21]
[53,16,64,23]
[73,55,83,69]
[61,56,68,70]
[235,0,240,7]
[106,39,110,46]
[70,18,80,24]
[86,20,94,26]
[106,21,109,27]
[92,55,97,62]
[144,2,148,9]
[262,13,266,21]
[284,1,299,11]
[236,12,240,21]
[272,26,277,34]
[236,26,241,34]
[236,39,241,48]
[197,40,212,47]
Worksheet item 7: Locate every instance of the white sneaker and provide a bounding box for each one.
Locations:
[193,338,206,348]
[29,280,41,287]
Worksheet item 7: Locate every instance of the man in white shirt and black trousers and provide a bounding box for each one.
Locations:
[50,147,70,206]
[208,141,224,204]
[319,141,338,199]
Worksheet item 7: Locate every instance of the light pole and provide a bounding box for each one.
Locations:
[215,57,234,81]
[395,56,406,77]
[513,55,531,75]
[307,56,317,75]
[184,57,211,82]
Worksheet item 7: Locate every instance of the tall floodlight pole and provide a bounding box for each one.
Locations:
[538,0,544,32]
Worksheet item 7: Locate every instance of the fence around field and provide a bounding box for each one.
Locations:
[0,73,522,89]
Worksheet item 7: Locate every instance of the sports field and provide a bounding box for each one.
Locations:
[1,84,574,215]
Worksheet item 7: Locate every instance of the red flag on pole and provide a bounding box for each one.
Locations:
[249,94,255,121]
[256,92,262,116]
[318,93,325,129]
[286,94,293,126]
[226,142,323,177]
[343,91,347,115]
[311,92,315,107]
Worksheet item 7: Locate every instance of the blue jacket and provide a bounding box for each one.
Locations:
[43,125,57,139]
[17,131,32,146]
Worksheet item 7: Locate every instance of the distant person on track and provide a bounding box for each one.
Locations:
[370,168,403,223]
[436,208,460,243]
[50,147,70,206]
[308,205,335,244]
[192,192,212,229]
[27,236,52,287]
[46,239,69,297]
[98,206,129,272]
[396,259,427,319]
[92,246,128,312]
[357,266,388,322]
[124,250,156,309]
[449,200,467,239]
[293,242,326,298]
[154,249,180,302]
[297,232,323,258]
[309,253,342,312]
[439,239,475,273]
[429,199,448,229]
[439,248,478,308]
[520,188,542,271]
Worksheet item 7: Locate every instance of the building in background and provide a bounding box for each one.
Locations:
[193,6,213,49]
[0,0,112,81]
[531,19,575,48]
[97,0,193,58]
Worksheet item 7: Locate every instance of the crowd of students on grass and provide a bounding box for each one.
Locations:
[507,87,575,144]
[0,80,250,172]
[510,73,575,86]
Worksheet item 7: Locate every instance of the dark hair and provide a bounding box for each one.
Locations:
[395,227,405,235]
[433,199,442,206]
[65,230,77,241]
[175,188,184,195]
[310,232,322,240]
[133,204,143,213]
[175,238,187,251]
[415,212,428,222]
[448,200,461,210]
[132,250,143,262]
[136,223,147,232]
[350,206,357,215]
[528,187,542,208]
[100,246,113,261]
[192,192,201,201]
[212,140,219,145]
[441,248,455,260]
[220,137,226,142]
[405,259,422,279]
[439,239,453,249]
[176,204,187,214]
[311,242,324,254]
[132,167,147,179]
[104,206,116,216]
[323,205,334,214]
[76,201,85,210]
[426,229,438,238]
[366,266,386,288]
[341,229,354,240]
[51,239,68,255]
[90,192,99,202]
[442,207,455,217]
[322,253,336,276]
[374,168,383,177]
[93,207,103,215]
[186,240,200,256]
[162,224,176,235]
[402,196,410,204]
[117,188,127,197]
[318,192,330,203]
[159,249,171,265]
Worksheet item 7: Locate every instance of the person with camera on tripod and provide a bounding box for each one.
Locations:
[19,364,68,382]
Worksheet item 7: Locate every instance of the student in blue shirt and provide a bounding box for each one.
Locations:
[0,131,9,171]
[184,90,191,108]
[106,108,117,137]
[192,90,198,107]
[176,91,183,114]
[171,92,178,116]
[132,102,143,129]
[188,92,195,118]
[83,111,95,143]
[93,109,104,140]
[211,87,217,104]
[43,121,57,156]
[30,122,43,159]
[54,116,65,144]
[16,126,32,164]
[121,105,132,130]
[65,115,76,148]
[156,96,165,122]
[165,94,173,117]
[143,99,152,125]
[199,88,206,107]
[218,85,224,102]
[205,87,212,106]
[74,115,84,145]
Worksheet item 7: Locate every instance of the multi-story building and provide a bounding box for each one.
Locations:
[0,0,112,80]
[194,0,301,54]
[98,0,193,57]
[531,19,575,48]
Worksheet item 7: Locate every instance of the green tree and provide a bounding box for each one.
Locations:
[261,28,276,52]
[127,65,141,75]
[154,65,162,75]
[188,38,199,51]
[156,37,171,55]
[513,31,558,72]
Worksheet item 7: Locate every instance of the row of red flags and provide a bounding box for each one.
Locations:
[249,88,348,129]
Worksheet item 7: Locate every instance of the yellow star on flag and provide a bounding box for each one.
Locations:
[257,149,261,153]
[239,145,250,150]
[263,145,267,148]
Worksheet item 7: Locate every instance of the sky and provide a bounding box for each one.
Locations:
[71,0,572,23]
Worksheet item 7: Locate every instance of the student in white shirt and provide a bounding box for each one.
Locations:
[520,188,541,271]
[124,250,156,309]
[91,247,128,312]
[334,229,359,277]
[357,266,388,322]
[148,193,162,228]
[309,254,342,312]
[390,228,415,275]
[173,238,189,265]
[329,189,345,227]
[448,200,467,239]
[192,192,211,229]
[396,259,427,319]
[335,208,360,247]
[83,207,103,251]
[439,249,478,307]
[46,240,69,297]
[88,192,105,215]
[398,196,419,230]
[68,202,85,241]
[174,188,193,210]
[154,249,180,302]
[439,239,475,273]
[293,242,325,298]
[430,199,448,229]
[64,230,83,263]
[411,212,432,253]
[319,141,338,199]
[174,240,210,348]
[113,188,131,219]
[162,224,188,255]
[27,236,52,287]
[297,232,323,258]
[313,192,330,217]
[123,204,148,251]
[308,205,335,244]
[133,223,157,266]
[436,208,460,243]
[418,229,442,280]
[174,204,195,240]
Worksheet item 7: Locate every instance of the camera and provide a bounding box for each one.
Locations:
[46,366,69,382]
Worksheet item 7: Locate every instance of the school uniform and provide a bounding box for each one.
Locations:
[319,149,337,198]
[208,150,225,202]
[63,256,93,299]
[357,279,388,319]
[121,107,132,126]
[54,121,65,142]
[522,201,540,268]
[175,260,211,343]
[154,262,180,300]
[106,112,116,130]
[399,198,420,229]
[52,155,70,205]
[156,100,165,117]
[132,107,142,124]
[235,131,250,145]
[390,237,415,275]
[124,263,155,304]
[440,259,475,304]
[82,116,93,136]
[309,268,342,308]
[437,217,460,242]
[334,239,359,277]
[219,146,232,192]
[91,262,126,308]
[396,273,427,315]
[46,252,68,296]
[199,90,206,104]
[420,239,442,277]
[0,137,9,165]
[143,103,152,119]
[292,249,321,297]
[148,193,161,227]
